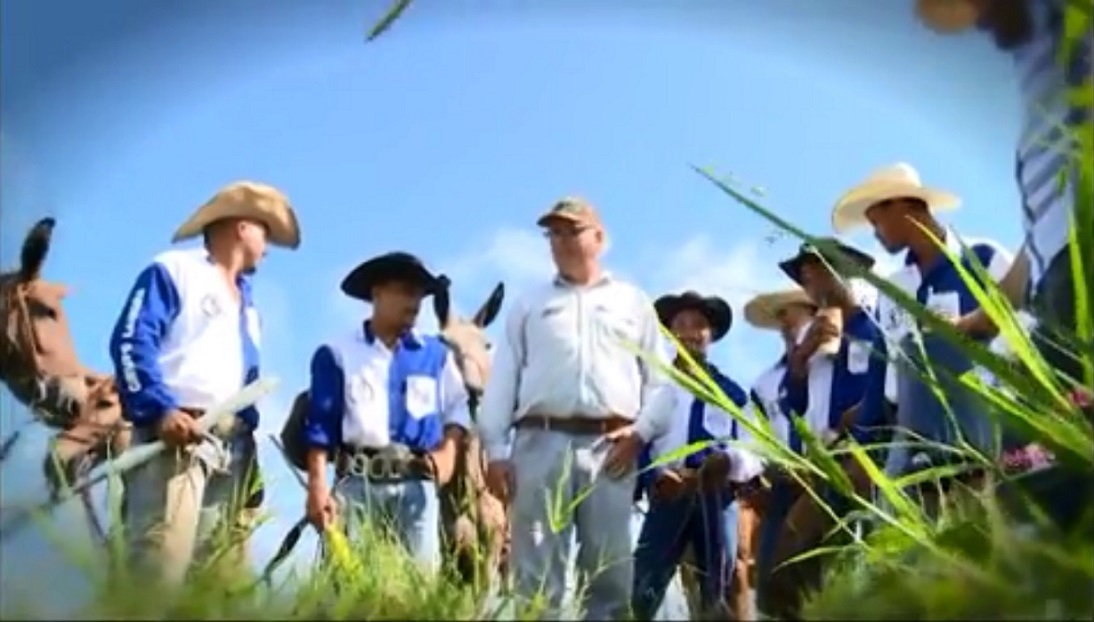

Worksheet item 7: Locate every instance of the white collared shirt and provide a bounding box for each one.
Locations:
[327,327,471,449]
[749,359,793,449]
[875,230,1013,403]
[477,272,671,461]
[643,384,764,482]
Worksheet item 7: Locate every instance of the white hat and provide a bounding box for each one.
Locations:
[831,162,960,234]
[743,288,818,331]
[172,181,301,249]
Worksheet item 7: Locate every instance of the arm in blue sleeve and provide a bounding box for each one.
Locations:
[109,263,181,426]
[303,345,345,451]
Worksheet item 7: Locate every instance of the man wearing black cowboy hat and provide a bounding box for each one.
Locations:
[764,238,890,619]
[300,251,471,573]
[631,290,763,621]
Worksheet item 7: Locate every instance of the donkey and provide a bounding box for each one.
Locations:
[430,277,509,591]
[0,217,130,542]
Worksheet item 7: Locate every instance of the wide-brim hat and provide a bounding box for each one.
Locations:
[743,288,818,331]
[654,291,733,342]
[172,181,301,249]
[778,238,876,286]
[915,0,982,33]
[831,162,961,234]
[341,252,439,302]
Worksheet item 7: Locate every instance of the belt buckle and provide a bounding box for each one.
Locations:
[367,453,400,481]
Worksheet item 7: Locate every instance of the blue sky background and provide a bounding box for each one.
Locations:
[1,0,1024,614]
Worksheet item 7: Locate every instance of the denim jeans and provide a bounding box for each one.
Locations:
[632,492,737,620]
[333,475,442,573]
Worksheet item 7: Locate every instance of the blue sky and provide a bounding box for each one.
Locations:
[1,0,1025,613]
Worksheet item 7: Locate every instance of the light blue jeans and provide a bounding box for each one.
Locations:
[333,476,442,573]
[509,428,636,620]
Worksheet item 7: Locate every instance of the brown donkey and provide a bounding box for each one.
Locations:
[430,277,509,591]
[0,217,130,542]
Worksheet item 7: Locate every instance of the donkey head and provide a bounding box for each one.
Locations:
[432,276,505,401]
[0,218,89,424]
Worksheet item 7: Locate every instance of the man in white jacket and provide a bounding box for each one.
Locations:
[109,181,300,587]
[476,197,671,620]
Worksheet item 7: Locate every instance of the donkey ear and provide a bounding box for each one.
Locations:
[472,282,505,328]
[18,217,56,281]
[432,274,452,328]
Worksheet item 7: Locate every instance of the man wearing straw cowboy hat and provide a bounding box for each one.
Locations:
[742,287,819,618]
[631,290,763,621]
[830,163,1015,480]
[301,251,469,573]
[108,181,300,587]
[763,238,889,619]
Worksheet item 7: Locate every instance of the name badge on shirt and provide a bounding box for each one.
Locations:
[405,375,438,419]
[847,340,871,375]
[925,290,961,320]
[703,407,735,439]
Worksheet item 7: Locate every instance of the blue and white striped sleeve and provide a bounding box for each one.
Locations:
[109,262,182,427]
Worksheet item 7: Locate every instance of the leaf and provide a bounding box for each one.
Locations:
[366,0,414,42]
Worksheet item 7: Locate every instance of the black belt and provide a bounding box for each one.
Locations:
[335,446,435,482]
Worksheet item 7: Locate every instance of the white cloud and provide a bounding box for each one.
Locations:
[443,227,555,294]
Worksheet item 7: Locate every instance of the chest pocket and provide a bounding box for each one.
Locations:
[596,305,639,343]
[703,407,736,439]
[405,374,439,419]
[847,340,871,375]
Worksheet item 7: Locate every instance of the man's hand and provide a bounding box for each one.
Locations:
[804,314,841,350]
[429,428,464,486]
[305,484,337,532]
[839,402,861,434]
[155,410,203,447]
[602,425,644,479]
[652,469,696,502]
[699,452,732,489]
[790,314,841,374]
[485,459,514,504]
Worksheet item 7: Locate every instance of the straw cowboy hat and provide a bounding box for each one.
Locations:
[341,251,441,302]
[654,291,733,342]
[778,238,876,285]
[914,0,982,33]
[172,181,301,249]
[743,288,818,331]
[830,162,960,234]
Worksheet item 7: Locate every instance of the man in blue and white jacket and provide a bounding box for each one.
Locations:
[831,163,1014,477]
[302,252,470,573]
[765,239,889,620]
[631,291,763,621]
[108,181,301,587]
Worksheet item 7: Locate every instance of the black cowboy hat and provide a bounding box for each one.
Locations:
[341,252,440,302]
[654,291,733,342]
[778,238,876,285]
